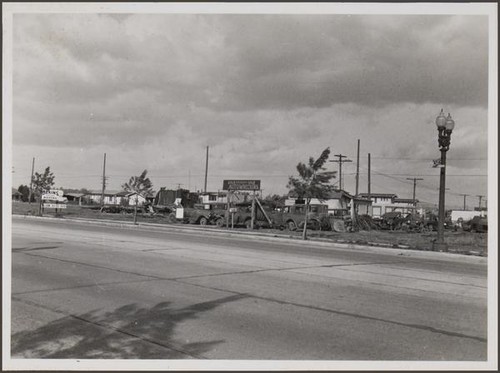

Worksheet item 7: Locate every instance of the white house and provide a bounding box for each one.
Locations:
[357,193,420,218]
[450,209,487,222]
[83,190,147,206]
[123,192,147,206]
[286,190,372,217]
[199,191,251,205]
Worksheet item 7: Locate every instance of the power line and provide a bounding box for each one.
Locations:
[406,177,424,203]
[329,154,352,190]
[370,157,487,161]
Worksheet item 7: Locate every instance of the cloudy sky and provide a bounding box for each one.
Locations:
[9,5,493,209]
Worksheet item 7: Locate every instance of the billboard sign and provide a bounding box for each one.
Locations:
[223,180,261,191]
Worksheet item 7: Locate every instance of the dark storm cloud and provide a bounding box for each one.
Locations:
[14,14,488,111]
[215,15,488,110]
[10,10,490,201]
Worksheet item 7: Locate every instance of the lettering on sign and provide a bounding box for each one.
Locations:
[42,194,67,202]
[222,180,261,191]
[43,203,67,209]
[46,189,64,197]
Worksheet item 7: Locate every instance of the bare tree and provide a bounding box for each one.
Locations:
[122,170,153,224]
[287,148,336,240]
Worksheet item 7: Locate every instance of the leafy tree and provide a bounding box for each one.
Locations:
[122,170,154,224]
[263,194,287,209]
[32,167,55,215]
[287,148,336,240]
[17,185,34,202]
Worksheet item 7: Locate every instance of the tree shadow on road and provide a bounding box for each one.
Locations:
[12,293,248,359]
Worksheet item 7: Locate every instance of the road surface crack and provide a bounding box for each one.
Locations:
[172,280,487,344]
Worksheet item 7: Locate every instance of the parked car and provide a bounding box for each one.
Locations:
[399,213,425,232]
[222,202,279,229]
[422,214,453,232]
[279,204,330,231]
[377,211,404,230]
[462,216,488,233]
[181,203,228,225]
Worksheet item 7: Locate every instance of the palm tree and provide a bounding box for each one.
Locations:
[287,148,336,240]
[122,170,153,225]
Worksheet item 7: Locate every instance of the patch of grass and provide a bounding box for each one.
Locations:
[11,202,488,256]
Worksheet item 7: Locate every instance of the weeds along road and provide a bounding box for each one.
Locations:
[9,216,487,362]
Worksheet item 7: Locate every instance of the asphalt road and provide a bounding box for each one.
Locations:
[9,216,488,361]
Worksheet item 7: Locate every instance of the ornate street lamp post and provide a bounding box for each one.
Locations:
[433,109,455,252]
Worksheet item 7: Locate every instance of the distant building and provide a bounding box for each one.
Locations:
[450,209,487,222]
[81,190,150,206]
[155,188,199,208]
[358,193,420,218]
[286,190,372,217]
[199,191,249,205]
[63,192,84,205]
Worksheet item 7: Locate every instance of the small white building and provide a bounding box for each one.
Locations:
[450,210,487,222]
[199,191,251,205]
[357,193,420,218]
[123,192,147,206]
[286,190,372,217]
[83,190,147,206]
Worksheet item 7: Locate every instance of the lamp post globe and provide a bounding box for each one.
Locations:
[436,109,447,128]
[434,109,455,252]
[445,114,455,131]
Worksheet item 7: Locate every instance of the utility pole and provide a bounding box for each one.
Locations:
[406,177,424,205]
[28,157,35,205]
[367,153,371,199]
[355,139,360,196]
[476,195,484,210]
[101,153,106,208]
[204,146,209,193]
[329,154,352,191]
[459,193,469,210]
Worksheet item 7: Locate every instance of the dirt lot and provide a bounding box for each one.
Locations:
[12,202,488,257]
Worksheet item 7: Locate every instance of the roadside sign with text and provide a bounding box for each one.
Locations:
[42,194,67,202]
[223,180,261,191]
[49,189,64,197]
[43,203,67,209]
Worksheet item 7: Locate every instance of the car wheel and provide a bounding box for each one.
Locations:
[215,218,225,227]
[311,219,321,231]
[199,217,208,226]
[286,220,297,231]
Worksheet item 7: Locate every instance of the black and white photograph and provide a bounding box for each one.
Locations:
[2,2,497,371]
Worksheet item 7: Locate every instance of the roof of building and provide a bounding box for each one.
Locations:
[288,189,372,203]
[86,189,122,196]
[394,198,419,204]
[12,188,22,196]
[358,193,398,198]
[64,193,84,198]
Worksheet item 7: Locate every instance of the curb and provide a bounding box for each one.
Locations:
[12,214,487,264]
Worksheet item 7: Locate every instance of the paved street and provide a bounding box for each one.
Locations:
[10,216,487,361]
